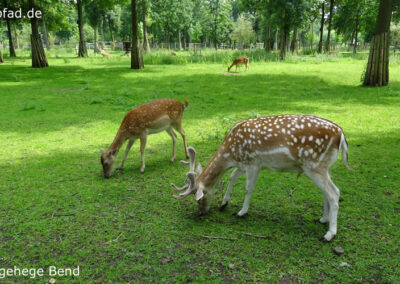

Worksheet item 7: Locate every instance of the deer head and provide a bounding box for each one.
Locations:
[100,148,117,178]
[171,146,220,214]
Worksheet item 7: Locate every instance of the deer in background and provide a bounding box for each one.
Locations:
[172,115,349,242]
[101,98,189,178]
[228,57,249,72]
[101,50,111,58]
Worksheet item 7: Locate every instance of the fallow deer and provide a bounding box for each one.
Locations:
[101,50,111,58]
[172,115,349,242]
[101,98,189,178]
[228,57,249,72]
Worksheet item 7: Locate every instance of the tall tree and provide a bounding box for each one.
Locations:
[3,0,16,57]
[85,1,101,54]
[0,50,3,63]
[324,0,334,52]
[353,6,360,53]
[142,0,151,53]
[29,0,48,67]
[131,0,143,69]
[42,13,51,50]
[106,12,115,50]
[317,0,325,53]
[77,0,88,57]
[363,0,393,86]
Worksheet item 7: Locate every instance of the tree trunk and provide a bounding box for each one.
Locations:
[100,15,105,49]
[107,15,115,50]
[0,50,3,63]
[178,29,183,50]
[184,32,187,50]
[311,20,314,50]
[273,27,279,50]
[280,25,289,60]
[318,1,325,54]
[94,27,99,54]
[166,28,171,50]
[42,14,51,50]
[13,21,19,49]
[363,0,393,86]
[290,26,298,53]
[142,0,151,53]
[29,0,48,68]
[131,0,144,69]
[265,26,271,52]
[353,8,360,54]
[77,0,88,57]
[325,0,334,53]
[4,0,16,57]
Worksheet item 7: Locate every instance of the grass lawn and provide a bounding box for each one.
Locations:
[0,53,399,282]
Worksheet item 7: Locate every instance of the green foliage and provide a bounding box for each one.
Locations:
[230,16,255,46]
[333,0,379,43]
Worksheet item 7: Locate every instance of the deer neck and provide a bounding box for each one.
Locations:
[197,151,230,193]
[108,130,127,153]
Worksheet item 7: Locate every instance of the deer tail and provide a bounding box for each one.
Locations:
[183,97,189,109]
[339,132,350,170]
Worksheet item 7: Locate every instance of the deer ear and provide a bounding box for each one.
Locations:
[100,148,105,154]
[195,189,204,201]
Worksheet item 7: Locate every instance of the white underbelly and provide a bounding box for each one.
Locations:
[146,125,170,134]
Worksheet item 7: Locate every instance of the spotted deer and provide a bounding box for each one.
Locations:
[228,57,249,72]
[172,115,349,241]
[100,98,189,178]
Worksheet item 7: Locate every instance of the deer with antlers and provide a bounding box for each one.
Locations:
[172,115,349,242]
[100,98,189,178]
[228,57,249,72]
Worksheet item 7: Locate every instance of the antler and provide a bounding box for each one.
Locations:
[172,147,198,199]
[171,182,189,191]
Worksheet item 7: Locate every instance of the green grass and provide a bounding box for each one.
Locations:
[0,52,400,283]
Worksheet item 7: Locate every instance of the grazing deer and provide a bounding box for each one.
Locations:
[172,115,349,242]
[101,98,189,178]
[101,50,111,58]
[228,57,249,72]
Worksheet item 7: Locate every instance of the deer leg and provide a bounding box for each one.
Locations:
[173,123,189,158]
[166,128,177,162]
[304,169,339,242]
[220,168,245,210]
[139,135,147,173]
[118,139,134,169]
[319,192,330,224]
[325,175,340,240]
[237,167,260,217]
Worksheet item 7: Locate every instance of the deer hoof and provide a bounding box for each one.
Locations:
[234,212,248,218]
[219,203,228,211]
[170,158,175,163]
[319,232,335,242]
[314,218,328,224]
